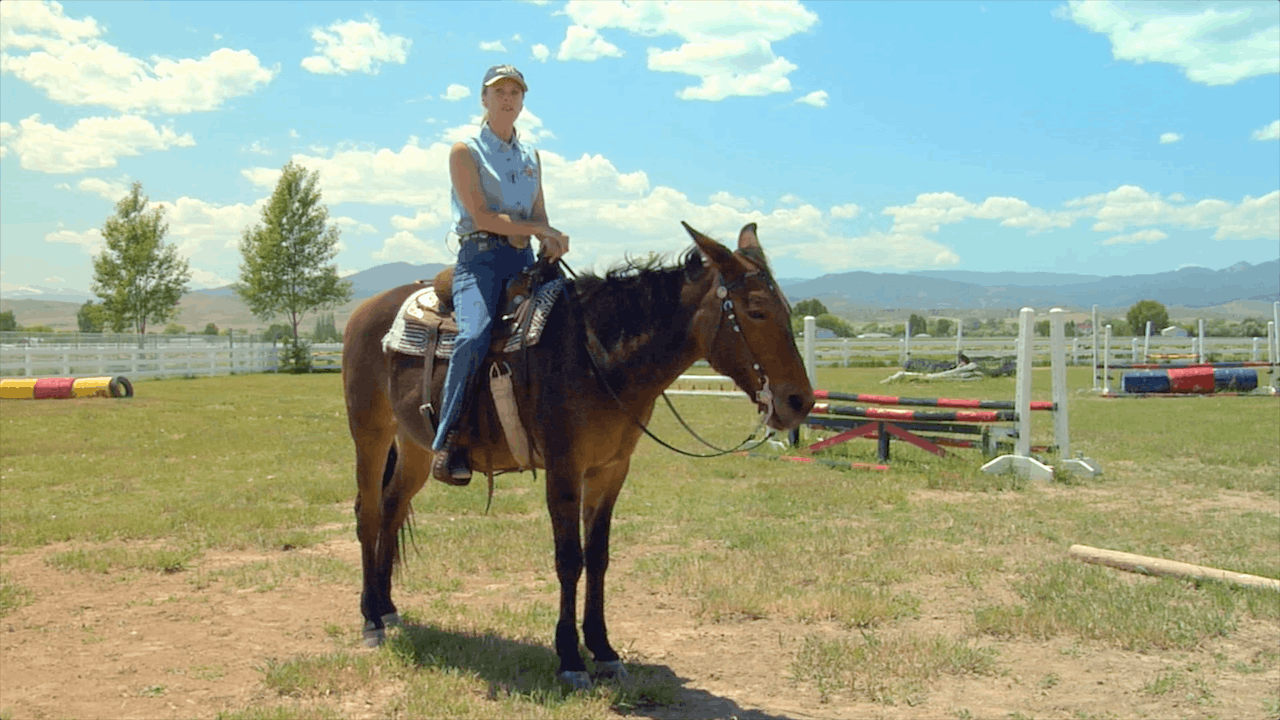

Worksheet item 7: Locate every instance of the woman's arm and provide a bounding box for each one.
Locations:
[449,142,552,245]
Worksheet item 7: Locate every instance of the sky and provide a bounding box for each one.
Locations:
[1,0,1278,298]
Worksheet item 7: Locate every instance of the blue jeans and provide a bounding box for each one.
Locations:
[431,239,534,451]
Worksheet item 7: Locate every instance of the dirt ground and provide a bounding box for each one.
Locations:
[2,532,1276,720]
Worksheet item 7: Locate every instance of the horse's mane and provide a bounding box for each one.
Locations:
[568,248,706,377]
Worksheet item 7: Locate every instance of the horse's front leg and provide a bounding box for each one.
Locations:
[546,467,589,688]
[582,459,629,680]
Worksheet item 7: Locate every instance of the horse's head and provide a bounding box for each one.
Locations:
[683,222,815,431]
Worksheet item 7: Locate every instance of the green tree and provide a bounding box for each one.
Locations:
[311,312,341,343]
[815,313,856,338]
[932,318,954,337]
[908,313,927,336]
[236,161,353,360]
[164,322,186,334]
[1239,317,1267,337]
[77,300,106,332]
[1034,319,1050,337]
[92,182,191,338]
[203,322,220,335]
[793,298,828,318]
[1064,320,1077,338]
[1126,300,1169,337]
[1,310,18,331]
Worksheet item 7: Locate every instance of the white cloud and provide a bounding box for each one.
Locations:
[242,139,272,155]
[829,203,860,219]
[709,191,752,211]
[479,40,507,52]
[6,114,195,173]
[557,25,623,61]
[1214,191,1279,240]
[1067,184,1279,241]
[332,216,378,234]
[443,83,472,101]
[76,177,129,200]
[300,15,411,75]
[1,1,276,114]
[391,210,444,231]
[45,276,64,283]
[532,43,550,62]
[795,90,828,108]
[441,106,555,144]
[288,128,301,139]
[1101,228,1168,246]
[512,34,523,43]
[1058,0,1280,86]
[1252,119,1280,141]
[44,227,104,254]
[1159,132,1182,144]
[0,120,13,159]
[373,230,452,263]
[561,0,818,101]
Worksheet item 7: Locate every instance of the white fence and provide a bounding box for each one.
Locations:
[806,334,1273,368]
[0,340,346,380]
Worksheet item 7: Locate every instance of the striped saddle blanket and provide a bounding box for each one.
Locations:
[380,279,565,359]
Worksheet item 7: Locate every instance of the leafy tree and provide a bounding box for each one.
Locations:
[77,300,106,332]
[793,298,828,318]
[264,323,294,342]
[1126,300,1169,337]
[815,313,856,338]
[203,322,219,335]
[23,324,54,333]
[236,161,353,359]
[1238,317,1267,337]
[932,318,954,337]
[92,182,191,338]
[1034,319,1050,337]
[907,313,926,336]
[1064,320,1077,338]
[164,323,186,334]
[1,310,18,331]
[311,312,342,343]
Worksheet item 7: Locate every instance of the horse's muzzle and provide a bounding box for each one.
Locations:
[761,382,815,431]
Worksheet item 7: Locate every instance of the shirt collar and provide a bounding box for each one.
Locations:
[480,121,519,151]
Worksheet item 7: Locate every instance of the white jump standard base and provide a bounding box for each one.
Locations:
[980,307,1100,482]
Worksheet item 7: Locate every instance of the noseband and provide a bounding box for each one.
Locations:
[713,263,795,427]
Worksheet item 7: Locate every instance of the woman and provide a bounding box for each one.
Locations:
[432,64,570,483]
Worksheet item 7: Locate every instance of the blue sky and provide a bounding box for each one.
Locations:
[1,0,1277,297]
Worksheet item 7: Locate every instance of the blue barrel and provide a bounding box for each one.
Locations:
[1213,368,1257,391]
[1122,370,1170,393]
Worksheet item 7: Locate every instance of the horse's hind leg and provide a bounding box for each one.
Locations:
[355,434,397,646]
[371,438,433,633]
[581,459,629,680]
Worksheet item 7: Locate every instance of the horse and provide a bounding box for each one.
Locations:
[341,221,815,688]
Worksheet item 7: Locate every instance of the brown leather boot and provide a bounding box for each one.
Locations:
[431,432,472,486]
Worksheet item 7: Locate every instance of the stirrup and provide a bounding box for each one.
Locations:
[431,434,471,486]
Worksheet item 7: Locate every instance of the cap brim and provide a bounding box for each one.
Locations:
[484,75,527,91]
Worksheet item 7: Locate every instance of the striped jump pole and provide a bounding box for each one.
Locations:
[0,375,134,400]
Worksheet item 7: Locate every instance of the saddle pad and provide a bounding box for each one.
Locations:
[381,279,565,359]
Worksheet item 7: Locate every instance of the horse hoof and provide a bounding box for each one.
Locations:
[381,612,401,629]
[558,670,593,691]
[362,623,386,648]
[594,660,628,681]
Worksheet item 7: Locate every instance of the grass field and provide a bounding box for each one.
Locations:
[1,367,1277,719]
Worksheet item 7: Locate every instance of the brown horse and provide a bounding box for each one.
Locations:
[341,222,814,688]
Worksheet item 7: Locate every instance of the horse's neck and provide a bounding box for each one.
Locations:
[574,269,707,402]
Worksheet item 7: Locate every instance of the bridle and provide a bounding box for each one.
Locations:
[563,253,787,458]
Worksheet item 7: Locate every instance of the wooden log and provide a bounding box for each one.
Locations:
[1068,544,1280,592]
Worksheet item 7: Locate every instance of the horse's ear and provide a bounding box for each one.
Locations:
[738,223,760,250]
[682,221,735,269]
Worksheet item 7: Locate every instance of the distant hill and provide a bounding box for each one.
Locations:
[4,257,1275,331]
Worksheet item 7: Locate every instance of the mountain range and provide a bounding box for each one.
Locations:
[3,258,1276,331]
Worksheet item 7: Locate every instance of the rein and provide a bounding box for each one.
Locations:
[555,257,777,459]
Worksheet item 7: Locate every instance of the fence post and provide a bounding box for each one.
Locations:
[956,321,964,354]
[1144,320,1152,363]
[902,327,912,366]
[1091,305,1099,391]
[1103,325,1112,394]
[1198,319,1206,364]
[803,316,816,385]
[980,308,1053,481]
[24,349,31,377]
[1051,308,1099,477]
[841,338,849,367]
[1130,337,1138,362]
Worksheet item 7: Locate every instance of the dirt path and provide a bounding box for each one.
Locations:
[2,535,1276,719]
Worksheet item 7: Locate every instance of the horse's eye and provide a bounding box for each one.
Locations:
[747,310,767,321]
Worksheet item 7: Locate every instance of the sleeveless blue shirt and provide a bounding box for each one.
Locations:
[451,122,540,236]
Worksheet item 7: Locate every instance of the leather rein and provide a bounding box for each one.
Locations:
[558,256,783,459]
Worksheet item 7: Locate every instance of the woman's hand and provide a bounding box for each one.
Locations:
[536,227,570,262]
